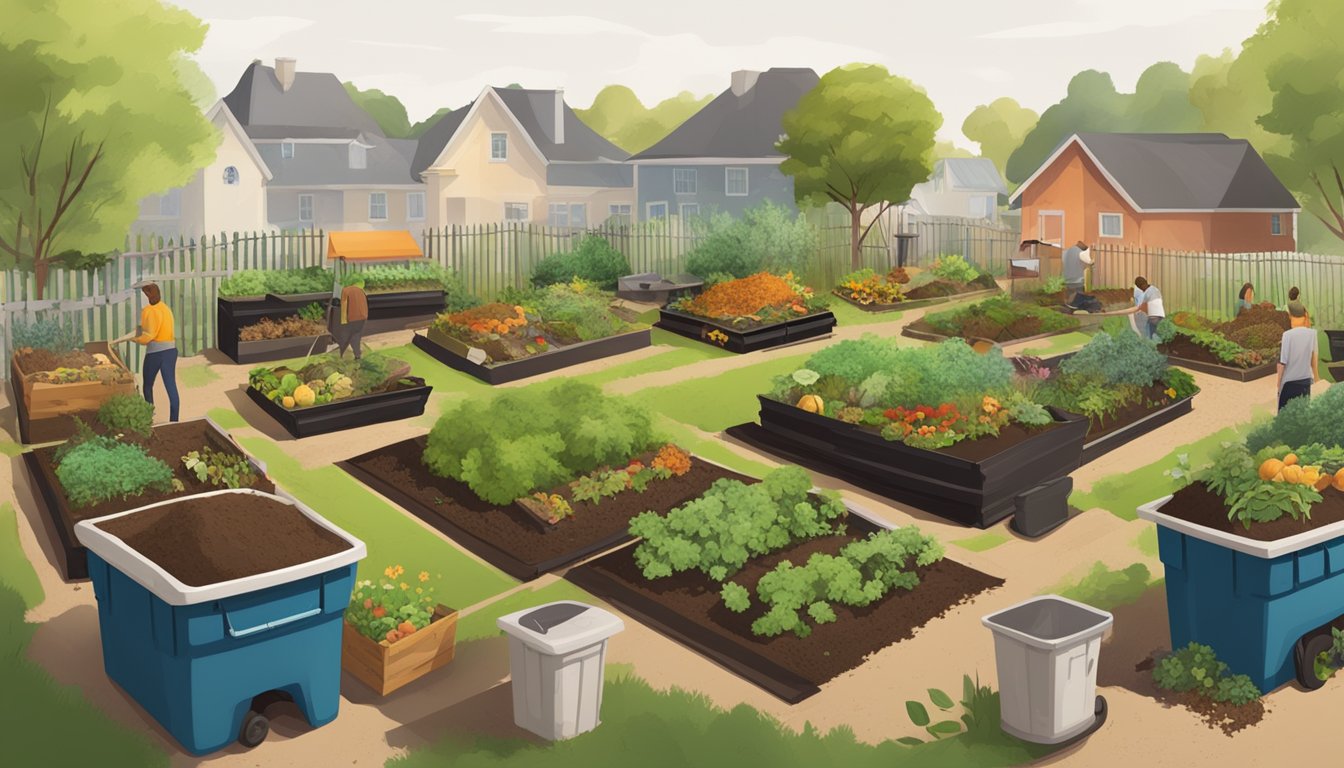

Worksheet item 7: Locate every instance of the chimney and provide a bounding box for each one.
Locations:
[554,88,565,145]
[730,70,760,97]
[275,58,296,92]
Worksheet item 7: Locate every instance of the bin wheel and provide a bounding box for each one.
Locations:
[1295,632,1336,690]
[238,710,269,748]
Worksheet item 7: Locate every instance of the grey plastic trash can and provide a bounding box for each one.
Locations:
[497,601,624,741]
[982,595,1113,744]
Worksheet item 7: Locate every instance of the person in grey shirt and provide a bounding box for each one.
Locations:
[1061,240,1092,301]
[1278,303,1320,411]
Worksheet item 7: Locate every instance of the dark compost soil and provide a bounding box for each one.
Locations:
[1164,482,1344,541]
[1033,288,1135,309]
[1077,384,1183,443]
[905,315,1074,344]
[904,274,999,301]
[1158,336,1258,369]
[96,493,350,586]
[575,527,1002,686]
[16,347,100,373]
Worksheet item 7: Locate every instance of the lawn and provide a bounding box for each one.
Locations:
[1016,330,1094,358]
[631,353,812,432]
[1047,562,1159,611]
[952,531,1011,553]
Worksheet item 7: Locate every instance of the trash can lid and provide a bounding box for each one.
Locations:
[497,600,624,655]
[981,595,1113,651]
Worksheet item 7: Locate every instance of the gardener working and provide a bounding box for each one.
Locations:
[1122,276,1165,340]
[1237,282,1255,314]
[332,274,369,359]
[1061,240,1093,305]
[114,280,179,422]
[1278,302,1320,411]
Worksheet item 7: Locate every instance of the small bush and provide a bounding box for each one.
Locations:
[56,440,174,507]
[1155,317,1177,343]
[97,394,155,437]
[1246,384,1344,453]
[531,237,630,289]
[11,317,83,352]
[219,266,332,297]
[529,281,631,341]
[1059,326,1169,389]
[929,254,980,284]
[1153,642,1260,705]
[684,202,817,279]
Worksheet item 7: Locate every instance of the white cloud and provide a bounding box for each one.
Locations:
[455,14,650,38]
[968,66,1014,84]
[352,39,447,53]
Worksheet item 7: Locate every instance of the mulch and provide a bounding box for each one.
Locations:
[1163,482,1344,541]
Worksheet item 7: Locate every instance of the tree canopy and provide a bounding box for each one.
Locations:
[343,82,412,138]
[0,0,218,296]
[575,86,711,154]
[779,64,941,269]
[961,97,1038,180]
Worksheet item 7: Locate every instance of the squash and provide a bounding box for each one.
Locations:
[1315,473,1335,492]
[1281,464,1304,485]
[282,395,296,409]
[292,383,316,408]
[1302,468,1321,488]
[1334,470,1344,493]
[796,394,825,414]
[1259,458,1284,482]
[1284,453,1298,466]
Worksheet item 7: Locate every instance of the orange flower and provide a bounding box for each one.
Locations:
[418,571,430,583]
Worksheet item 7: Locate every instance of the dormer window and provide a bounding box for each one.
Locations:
[349,142,367,169]
[491,132,508,161]
[281,142,295,159]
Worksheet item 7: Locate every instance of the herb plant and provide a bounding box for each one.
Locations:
[928,254,980,284]
[97,394,155,438]
[55,440,175,507]
[219,266,333,297]
[182,446,258,489]
[12,317,83,352]
[1153,642,1261,706]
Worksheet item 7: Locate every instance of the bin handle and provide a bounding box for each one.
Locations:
[226,607,321,638]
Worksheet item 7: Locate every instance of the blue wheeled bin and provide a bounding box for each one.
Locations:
[75,488,367,756]
[1139,494,1344,694]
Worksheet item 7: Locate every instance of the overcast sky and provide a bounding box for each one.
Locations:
[172,0,1272,146]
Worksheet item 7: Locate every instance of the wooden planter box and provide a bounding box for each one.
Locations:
[656,308,836,353]
[342,605,458,695]
[12,342,137,444]
[412,326,652,385]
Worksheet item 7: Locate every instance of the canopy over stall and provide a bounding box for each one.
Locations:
[326,230,424,263]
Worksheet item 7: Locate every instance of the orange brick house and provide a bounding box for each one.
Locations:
[1010,133,1300,252]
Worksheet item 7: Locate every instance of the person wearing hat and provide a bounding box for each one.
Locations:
[114,281,179,422]
[1278,299,1319,411]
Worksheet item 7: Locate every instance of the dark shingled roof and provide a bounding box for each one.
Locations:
[223,61,382,138]
[630,68,819,161]
[410,88,629,181]
[1072,133,1299,210]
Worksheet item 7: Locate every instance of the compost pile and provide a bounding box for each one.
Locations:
[915,296,1079,342]
[238,315,328,342]
[96,493,350,586]
[17,347,132,385]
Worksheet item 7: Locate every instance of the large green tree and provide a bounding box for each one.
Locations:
[961,97,1038,180]
[778,64,941,269]
[343,82,412,138]
[0,0,217,298]
[576,86,711,154]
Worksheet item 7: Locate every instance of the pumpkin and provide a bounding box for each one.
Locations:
[1302,468,1321,487]
[1259,458,1284,481]
[1281,464,1304,485]
[1335,470,1344,493]
[796,394,825,414]
[1284,453,1298,466]
[292,383,316,408]
[282,395,296,409]
[1315,473,1335,492]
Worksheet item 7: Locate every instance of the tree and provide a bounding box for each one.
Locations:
[409,107,455,139]
[575,86,711,153]
[934,141,975,160]
[961,97,1038,178]
[0,0,217,298]
[343,82,412,137]
[778,64,941,270]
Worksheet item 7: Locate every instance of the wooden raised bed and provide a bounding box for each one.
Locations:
[22,418,270,580]
[726,398,1087,528]
[342,605,458,695]
[1163,354,1277,382]
[411,326,652,385]
[655,308,836,353]
[12,342,137,444]
[244,378,432,439]
[1328,330,1344,362]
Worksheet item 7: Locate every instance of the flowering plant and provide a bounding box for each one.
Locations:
[439,303,529,337]
[346,565,440,644]
[837,268,906,305]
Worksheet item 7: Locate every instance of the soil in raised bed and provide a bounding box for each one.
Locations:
[239,315,328,341]
[1158,335,1257,369]
[95,493,350,587]
[583,530,1002,685]
[827,409,1062,463]
[345,437,748,566]
[1163,482,1344,541]
[15,347,100,373]
[904,274,998,301]
[1075,384,1182,443]
[1032,288,1135,309]
[32,420,274,525]
[906,315,1072,344]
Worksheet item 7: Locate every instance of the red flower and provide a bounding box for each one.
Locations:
[535,336,547,345]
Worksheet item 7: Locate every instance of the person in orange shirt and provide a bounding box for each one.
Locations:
[115,281,179,422]
[331,274,370,359]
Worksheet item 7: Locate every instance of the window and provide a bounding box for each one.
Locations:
[298,194,314,222]
[969,195,991,219]
[1271,213,1283,236]
[679,203,700,219]
[504,202,529,221]
[222,166,239,185]
[407,192,425,220]
[673,169,697,195]
[369,192,388,220]
[725,167,749,197]
[608,203,632,225]
[281,142,295,159]
[490,132,508,161]
[349,143,367,169]
[158,188,181,217]
[646,201,668,220]
[548,203,587,228]
[1099,212,1123,238]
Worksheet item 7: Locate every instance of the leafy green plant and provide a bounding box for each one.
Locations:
[1227,482,1319,528]
[1155,317,1178,343]
[1039,275,1065,294]
[1059,324,1168,389]
[721,582,751,613]
[96,394,155,438]
[182,447,257,489]
[531,236,631,289]
[929,254,980,284]
[1246,384,1344,454]
[898,676,999,745]
[923,295,1078,340]
[55,440,174,507]
[1056,562,1152,611]
[903,688,964,742]
[1005,393,1053,427]
[11,317,83,352]
[219,266,332,297]
[297,302,326,323]
[1163,367,1199,400]
[529,280,633,341]
[683,201,818,280]
[1153,642,1261,705]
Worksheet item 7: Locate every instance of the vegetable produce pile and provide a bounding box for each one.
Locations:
[919,295,1079,342]
[219,266,332,297]
[671,271,828,326]
[11,318,132,385]
[248,352,413,410]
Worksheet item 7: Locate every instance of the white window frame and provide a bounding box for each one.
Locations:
[504,202,529,221]
[281,141,295,159]
[1098,212,1123,239]
[969,196,990,219]
[349,143,367,170]
[547,203,569,227]
[646,201,669,221]
[298,194,314,223]
[369,191,388,221]
[725,167,749,197]
[1271,213,1283,236]
[608,203,632,225]
[672,168,697,195]
[407,191,425,221]
[679,203,700,219]
[490,132,508,161]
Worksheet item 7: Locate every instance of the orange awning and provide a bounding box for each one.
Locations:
[326,230,423,261]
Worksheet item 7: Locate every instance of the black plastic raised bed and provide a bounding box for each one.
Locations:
[726,397,1088,528]
[1163,354,1276,382]
[1327,330,1344,362]
[217,292,333,364]
[244,378,432,439]
[335,290,445,335]
[1075,395,1194,465]
[411,327,652,385]
[655,309,836,353]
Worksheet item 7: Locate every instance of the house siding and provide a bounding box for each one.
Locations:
[634,163,796,220]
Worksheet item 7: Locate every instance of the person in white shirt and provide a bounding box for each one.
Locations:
[1061,241,1093,305]
[1123,276,1165,339]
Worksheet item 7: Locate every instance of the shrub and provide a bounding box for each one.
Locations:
[96,394,155,437]
[1155,317,1177,343]
[219,266,332,297]
[1059,325,1168,389]
[929,254,980,284]
[684,202,817,279]
[1153,642,1261,705]
[11,317,82,352]
[1246,384,1344,454]
[1040,275,1066,294]
[530,281,631,341]
[55,440,174,507]
[424,380,657,504]
[531,236,631,289]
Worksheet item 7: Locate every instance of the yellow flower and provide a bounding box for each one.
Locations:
[384,566,397,579]
[400,582,409,590]
[1165,387,1177,398]
[418,571,430,583]
[416,587,424,594]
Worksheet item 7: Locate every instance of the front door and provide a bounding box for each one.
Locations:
[1038,211,1065,246]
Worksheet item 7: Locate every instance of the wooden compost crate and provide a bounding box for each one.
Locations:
[342,605,458,695]
[12,342,137,444]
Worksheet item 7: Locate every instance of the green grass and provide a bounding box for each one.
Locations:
[1048,562,1159,611]
[0,504,42,610]
[388,670,1051,768]
[239,438,516,609]
[632,353,811,433]
[205,406,249,431]
[1134,526,1159,558]
[1016,331,1094,358]
[456,580,599,644]
[176,363,220,389]
[952,531,1011,552]
[828,298,905,327]
[0,440,26,457]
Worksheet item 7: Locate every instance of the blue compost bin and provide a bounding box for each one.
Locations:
[1139,494,1344,693]
[76,488,366,756]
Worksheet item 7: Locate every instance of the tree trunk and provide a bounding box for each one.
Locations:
[34,257,48,301]
[850,206,863,270]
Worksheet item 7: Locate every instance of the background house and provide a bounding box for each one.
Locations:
[412,87,632,228]
[224,58,425,232]
[132,101,271,239]
[628,68,819,222]
[906,158,1007,222]
[1010,133,1300,252]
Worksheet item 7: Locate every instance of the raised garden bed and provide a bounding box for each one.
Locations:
[1328,330,1344,362]
[245,378,429,438]
[832,268,1000,314]
[413,327,651,385]
[1159,335,1277,382]
[902,296,1081,346]
[244,352,432,438]
[12,341,136,444]
[656,272,835,353]
[339,436,748,581]
[1031,287,1135,310]
[337,289,445,335]
[23,418,272,580]
[343,604,458,696]
[1157,306,1286,382]
[217,294,334,365]
[656,308,836,353]
[616,272,703,306]
[567,508,1002,702]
